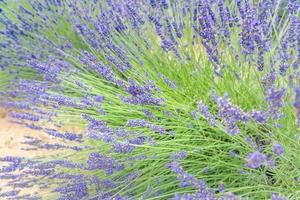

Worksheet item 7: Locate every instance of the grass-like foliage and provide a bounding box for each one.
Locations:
[0,0,299,199]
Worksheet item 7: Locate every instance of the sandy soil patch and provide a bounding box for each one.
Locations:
[0,108,55,158]
[0,108,60,197]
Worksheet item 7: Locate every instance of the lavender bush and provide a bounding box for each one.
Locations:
[0,0,299,199]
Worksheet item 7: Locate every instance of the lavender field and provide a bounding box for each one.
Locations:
[0,0,299,199]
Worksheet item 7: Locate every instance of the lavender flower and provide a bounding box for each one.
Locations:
[219,192,240,200]
[158,72,177,89]
[127,119,166,134]
[249,110,268,123]
[272,142,284,156]
[87,152,124,175]
[0,156,23,173]
[293,85,300,125]
[121,79,164,106]
[171,151,187,160]
[44,129,83,142]
[245,135,256,149]
[212,93,249,135]
[218,183,225,192]
[143,109,157,120]
[0,0,299,199]
[0,190,20,197]
[55,175,89,199]
[167,161,215,199]
[271,193,288,200]
[197,102,217,126]
[265,85,286,120]
[9,112,40,122]
[245,151,267,169]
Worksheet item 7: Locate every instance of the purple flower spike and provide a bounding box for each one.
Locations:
[95,95,105,102]
[211,93,249,135]
[245,151,266,169]
[87,152,124,175]
[0,190,20,197]
[9,111,40,122]
[272,142,284,156]
[271,193,287,200]
[0,156,24,173]
[265,85,286,120]
[197,102,217,126]
[294,85,300,125]
[218,183,225,192]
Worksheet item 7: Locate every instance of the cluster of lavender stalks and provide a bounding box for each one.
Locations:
[0,0,300,199]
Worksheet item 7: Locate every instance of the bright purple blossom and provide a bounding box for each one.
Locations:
[212,93,249,135]
[87,152,124,175]
[197,102,217,126]
[265,85,286,120]
[44,129,83,142]
[245,151,266,169]
[272,142,284,156]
